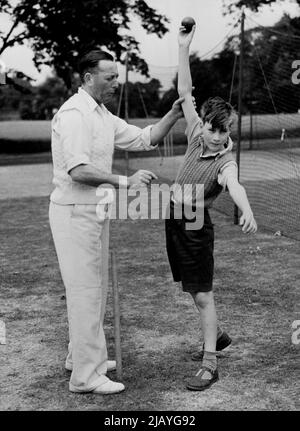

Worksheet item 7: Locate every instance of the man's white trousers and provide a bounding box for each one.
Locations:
[49,202,110,392]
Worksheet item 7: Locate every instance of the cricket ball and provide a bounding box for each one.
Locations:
[181,17,195,33]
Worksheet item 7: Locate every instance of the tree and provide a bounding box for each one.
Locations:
[19,75,69,119]
[158,50,238,116]
[158,9,300,117]
[112,78,162,118]
[220,13,300,114]
[0,69,34,119]
[0,0,169,88]
[223,0,300,14]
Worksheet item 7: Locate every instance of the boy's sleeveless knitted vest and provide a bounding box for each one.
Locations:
[174,139,235,208]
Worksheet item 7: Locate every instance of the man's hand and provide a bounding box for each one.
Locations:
[171,97,185,119]
[128,170,158,187]
[239,211,257,234]
[171,94,197,119]
[178,24,196,47]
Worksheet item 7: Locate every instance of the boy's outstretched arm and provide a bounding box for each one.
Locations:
[227,177,258,234]
[178,24,199,127]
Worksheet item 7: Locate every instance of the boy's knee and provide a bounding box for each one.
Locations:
[192,291,213,308]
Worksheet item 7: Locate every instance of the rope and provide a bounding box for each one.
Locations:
[246,14,300,40]
[146,18,240,69]
[136,82,149,118]
[199,19,240,60]
[253,44,300,178]
[135,82,164,163]
[117,83,124,117]
[229,53,238,104]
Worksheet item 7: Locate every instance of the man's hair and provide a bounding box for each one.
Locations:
[200,97,237,131]
[78,49,114,83]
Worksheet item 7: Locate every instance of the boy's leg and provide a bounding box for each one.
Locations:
[186,291,219,391]
[191,326,232,361]
[192,291,217,355]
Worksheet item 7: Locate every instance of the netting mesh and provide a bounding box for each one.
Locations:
[213,15,300,240]
[121,15,300,241]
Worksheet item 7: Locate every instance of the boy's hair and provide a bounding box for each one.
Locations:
[200,97,237,131]
[78,49,114,83]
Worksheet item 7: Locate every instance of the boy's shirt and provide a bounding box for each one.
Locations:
[186,117,238,191]
[172,117,238,208]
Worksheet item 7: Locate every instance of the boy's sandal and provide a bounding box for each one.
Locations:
[186,366,219,391]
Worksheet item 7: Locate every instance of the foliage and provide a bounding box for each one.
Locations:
[223,0,300,14]
[160,13,300,115]
[0,0,169,88]
[116,78,162,118]
[224,14,300,113]
[19,76,69,119]
[1,73,163,119]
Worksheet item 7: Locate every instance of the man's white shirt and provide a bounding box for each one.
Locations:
[51,87,154,204]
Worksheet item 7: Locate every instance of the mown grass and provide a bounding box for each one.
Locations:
[1,114,300,153]
[0,195,299,411]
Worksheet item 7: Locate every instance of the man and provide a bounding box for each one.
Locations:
[49,49,184,395]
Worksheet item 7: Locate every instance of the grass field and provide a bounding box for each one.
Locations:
[0,160,299,410]
[0,197,299,411]
[115,149,300,241]
[1,114,300,153]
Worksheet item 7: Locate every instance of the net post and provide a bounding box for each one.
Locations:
[234,7,245,225]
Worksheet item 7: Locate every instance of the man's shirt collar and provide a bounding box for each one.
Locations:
[78,87,101,112]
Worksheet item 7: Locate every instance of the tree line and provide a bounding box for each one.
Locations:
[0,0,299,119]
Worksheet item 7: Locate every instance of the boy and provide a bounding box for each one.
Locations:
[165,23,257,391]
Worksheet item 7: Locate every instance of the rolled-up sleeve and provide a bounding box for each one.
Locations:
[54,109,91,173]
[185,117,203,145]
[218,161,238,191]
[112,114,155,152]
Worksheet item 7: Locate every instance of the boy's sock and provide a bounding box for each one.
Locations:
[201,350,217,376]
[217,325,223,339]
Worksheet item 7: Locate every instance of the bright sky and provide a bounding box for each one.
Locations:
[0,0,299,89]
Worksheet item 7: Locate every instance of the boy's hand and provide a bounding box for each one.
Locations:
[239,211,257,234]
[178,24,196,47]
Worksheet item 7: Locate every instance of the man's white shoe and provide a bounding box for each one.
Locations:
[92,378,125,395]
[65,360,116,373]
[70,376,125,394]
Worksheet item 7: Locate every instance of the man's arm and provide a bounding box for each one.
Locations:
[112,97,185,150]
[69,164,157,188]
[56,110,153,188]
[227,176,257,234]
[149,97,184,146]
[178,24,199,127]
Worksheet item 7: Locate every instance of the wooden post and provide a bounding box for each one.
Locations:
[110,250,122,380]
[124,52,129,176]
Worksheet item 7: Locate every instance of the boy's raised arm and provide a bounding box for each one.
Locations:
[178,24,199,127]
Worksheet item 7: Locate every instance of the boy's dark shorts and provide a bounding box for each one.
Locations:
[165,201,214,293]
